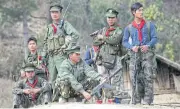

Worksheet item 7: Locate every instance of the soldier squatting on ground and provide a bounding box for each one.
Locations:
[13,1,158,108]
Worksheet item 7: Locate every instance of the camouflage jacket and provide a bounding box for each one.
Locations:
[13,76,51,95]
[21,51,42,72]
[93,25,123,64]
[42,20,80,57]
[56,59,101,93]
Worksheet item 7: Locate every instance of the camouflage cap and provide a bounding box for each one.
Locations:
[65,46,81,54]
[24,64,35,72]
[50,4,63,12]
[106,8,119,17]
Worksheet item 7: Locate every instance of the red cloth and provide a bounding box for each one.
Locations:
[132,19,145,42]
[92,46,99,52]
[105,27,116,37]
[51,24,57,34]
[38,55,42,60]
[26,77,38,101]
[96,100,102,104]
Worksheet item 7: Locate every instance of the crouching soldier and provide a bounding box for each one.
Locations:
[13,64,51,108]
[54,46,103,103]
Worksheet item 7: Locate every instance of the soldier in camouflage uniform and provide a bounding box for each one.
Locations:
[122,2,158,105]
[93,8,124,101]
[21,37,48,80]
[54,46,103,103]
[13,64,51,108]
[42,4,80,93]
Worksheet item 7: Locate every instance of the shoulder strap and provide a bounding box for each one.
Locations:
[89,48,93,59]
[146,21,151,41]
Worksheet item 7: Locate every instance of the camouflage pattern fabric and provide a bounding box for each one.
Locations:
[12,76,51,108]
[21,51,47,80]
[129,50,154,104]
[54,58,101,101]
[42,20,79,90]
[93,25,125,99]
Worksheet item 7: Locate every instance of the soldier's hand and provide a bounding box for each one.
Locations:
[31,88,41,94]
[140,45,149,53]
[82,91,91,100]
[23,89,31,94]
[132,46,139,53]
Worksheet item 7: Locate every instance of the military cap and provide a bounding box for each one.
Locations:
[50,4,63,12]
[65,46,81,54]
[106,8,119,17]
[24,64,35,72]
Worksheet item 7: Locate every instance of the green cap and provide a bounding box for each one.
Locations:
[65,46,81,55]
[24,64,35,72]
[50,4,63,12]
[105,8,119,17]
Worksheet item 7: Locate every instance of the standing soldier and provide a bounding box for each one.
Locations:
[42,3,80,96]
[55,46,103,103]
[93,8,124,102]
[20,37,48,80]
[122,2,157,105]
[13,64,51,108]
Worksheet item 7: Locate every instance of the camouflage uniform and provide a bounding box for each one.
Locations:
[21,51,48,80]
[93,8,124,98]
[55,46,102,102]
[13,64,51,108]
[123,17,158,104]
[42,5,79,86]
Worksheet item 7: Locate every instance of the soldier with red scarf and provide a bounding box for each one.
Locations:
[93,8,124,102]
[13,64,51,108]
[122,2,158,105]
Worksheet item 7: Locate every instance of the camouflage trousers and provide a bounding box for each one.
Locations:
[13,91,51,108]
[48,53,67,100]
[99,56,124,99]
[54,79,100,101]
[129,50,155,104]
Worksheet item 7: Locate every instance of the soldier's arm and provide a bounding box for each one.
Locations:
[122,26,133,49]
[12,80,24,94]
[56,63,85,94]
[42,26,49,58]
[146,22,158,47]
[84,62,102,81]
[63,21,80,48]
[104,27,122,45]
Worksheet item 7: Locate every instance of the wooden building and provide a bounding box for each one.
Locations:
[122,54,180,94]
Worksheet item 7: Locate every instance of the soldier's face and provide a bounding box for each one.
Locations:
[51,11,61,21]
[70,53,81,63]
[133,7,143,19]
[107,17,117,26]
[25,71,35,79]
[28,40,37,52]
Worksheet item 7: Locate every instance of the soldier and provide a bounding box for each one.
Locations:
[13,64,51,108]
[42,4,80,94]
[55,46,103,103]
[93,8,124,102]
[84,42,99,71]
[21,36,48,80]
[122,2,158,105]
